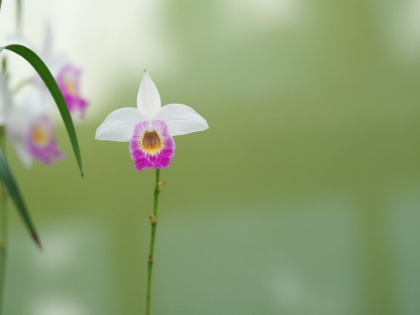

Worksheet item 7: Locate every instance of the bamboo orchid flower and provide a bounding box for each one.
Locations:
[33,24,88,120]
[95,71,209,171]
[0,74,63,167]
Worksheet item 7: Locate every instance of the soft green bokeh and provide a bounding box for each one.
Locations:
[2,1,420,315]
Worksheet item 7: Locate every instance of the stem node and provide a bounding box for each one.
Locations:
[157,181,165,192]
[149,214,157,225]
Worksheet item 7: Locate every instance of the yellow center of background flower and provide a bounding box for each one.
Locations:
[64,77,77,96]
[32,124,49,146]
[140,131,163,155]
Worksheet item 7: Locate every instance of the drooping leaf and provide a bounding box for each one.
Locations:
[0,44,83,176]
[0,148,41,248]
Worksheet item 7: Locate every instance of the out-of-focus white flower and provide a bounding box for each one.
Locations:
[0,73,63,168]
[36,24,88,121]
[10,23,88,121]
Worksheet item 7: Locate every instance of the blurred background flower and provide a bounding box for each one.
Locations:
[0,74,63,168]
[0,0,419,314]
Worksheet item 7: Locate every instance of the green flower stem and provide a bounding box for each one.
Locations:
[16,0,22,35]
[146,169,161,315]
[12,77,32,95]
[0,131,8,315]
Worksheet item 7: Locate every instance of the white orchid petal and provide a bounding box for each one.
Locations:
[155,104,209,137]
[9,137,32,168]
[137,71,161,118]
[6,102,33,141]
[95,108,144,142]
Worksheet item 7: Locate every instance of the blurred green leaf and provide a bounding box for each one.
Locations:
[0,147,41,248]
[0,44,84,176]
[1,57,6,73]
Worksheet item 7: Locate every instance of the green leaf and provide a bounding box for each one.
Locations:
[0,44,83,176]
[0,148,41,248]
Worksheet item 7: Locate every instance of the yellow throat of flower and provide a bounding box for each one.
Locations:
[140,130,163,155]
[64,77,77,96]
[32,123,49,146]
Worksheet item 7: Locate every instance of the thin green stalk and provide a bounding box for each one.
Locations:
[16,0,22,35]
[146,169,161,315]
[0,131,8,315]
[12,77,31,95]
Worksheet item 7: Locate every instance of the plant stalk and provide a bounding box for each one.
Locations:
[0,131,8,314]
[12,77,32,95]
[146,169,161,315]
[16,0,22,35]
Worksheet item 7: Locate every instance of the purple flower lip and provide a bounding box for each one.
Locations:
[129,120,175,171]
[26,115,64,165]
[56,63,88,119]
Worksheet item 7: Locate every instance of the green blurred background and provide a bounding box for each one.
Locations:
[1,0,420,314]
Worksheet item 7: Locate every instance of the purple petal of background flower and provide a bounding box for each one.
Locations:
[26,115,64,164]
[56,63,88,118]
